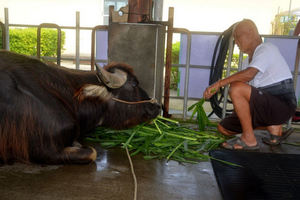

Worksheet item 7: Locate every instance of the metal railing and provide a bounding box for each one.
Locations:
[173,28,191,120]
[2,7,300,121]
[2,8,105,70]
[91,25,109,71]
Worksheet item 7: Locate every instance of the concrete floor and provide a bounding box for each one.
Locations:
[0,142,221,200]
[1,123,300,200]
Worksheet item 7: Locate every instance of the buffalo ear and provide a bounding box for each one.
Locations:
[95,63,127,89]
[80,85,112,101]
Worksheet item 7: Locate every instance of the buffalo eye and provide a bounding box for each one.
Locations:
[132,83,137,87]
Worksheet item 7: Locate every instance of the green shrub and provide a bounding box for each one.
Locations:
[223,53,247,78]
[171,41,180,91]
[172,41,180,64]
[1,27,65,56]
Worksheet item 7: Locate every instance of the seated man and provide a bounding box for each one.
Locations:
[203,19,296,150]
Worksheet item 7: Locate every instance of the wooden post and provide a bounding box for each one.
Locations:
[163,7,174,118]
[109,5,114,24]
[128,0,152,23]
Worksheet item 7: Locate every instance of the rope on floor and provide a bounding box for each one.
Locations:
[126,147,137,200]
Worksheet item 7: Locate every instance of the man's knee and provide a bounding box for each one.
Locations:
[229,81,243,95]
[229,81,251,100]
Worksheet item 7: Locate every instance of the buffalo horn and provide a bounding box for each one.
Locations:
[95,63,127,89]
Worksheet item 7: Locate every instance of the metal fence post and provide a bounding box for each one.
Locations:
[221,37,234,119]
[37,23,61,65]
[4,7,9,50]
[91,25,108,71]
[172,28,191,120]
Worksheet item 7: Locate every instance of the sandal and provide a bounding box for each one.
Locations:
[221,137,259,150]
[262,127,294,146]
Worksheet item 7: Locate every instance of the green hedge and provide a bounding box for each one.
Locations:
[171,41,180,91]
[0,27,65,57]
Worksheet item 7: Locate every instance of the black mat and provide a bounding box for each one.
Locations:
[209,149,300,200]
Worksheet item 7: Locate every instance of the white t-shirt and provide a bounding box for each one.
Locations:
[242,42,292,88]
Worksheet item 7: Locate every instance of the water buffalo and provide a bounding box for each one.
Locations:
[0,50,160,165]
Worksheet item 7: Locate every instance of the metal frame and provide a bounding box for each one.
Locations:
[91,25,109,71]
[172,28,191,120]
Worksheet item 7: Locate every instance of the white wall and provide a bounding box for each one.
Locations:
[0,0,103,26]
[163,0,300,36]
[0,0,104,55]
[1,0,300,54]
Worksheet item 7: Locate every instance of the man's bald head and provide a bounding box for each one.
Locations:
[233,19,262,54]
[234,19,259,36]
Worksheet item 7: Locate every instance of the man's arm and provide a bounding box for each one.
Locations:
[219,67,259,86]
[203,67,259,99]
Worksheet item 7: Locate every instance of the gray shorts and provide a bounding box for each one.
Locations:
[219,86,296,133]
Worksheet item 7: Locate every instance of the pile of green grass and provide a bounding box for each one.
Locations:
[84,116,227,164]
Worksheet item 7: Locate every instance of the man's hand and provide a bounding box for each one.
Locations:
[203,81,220,99]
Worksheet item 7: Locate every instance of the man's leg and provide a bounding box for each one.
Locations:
[266,125,283,143]
[219,81,257,149]
[254,125,283,142]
